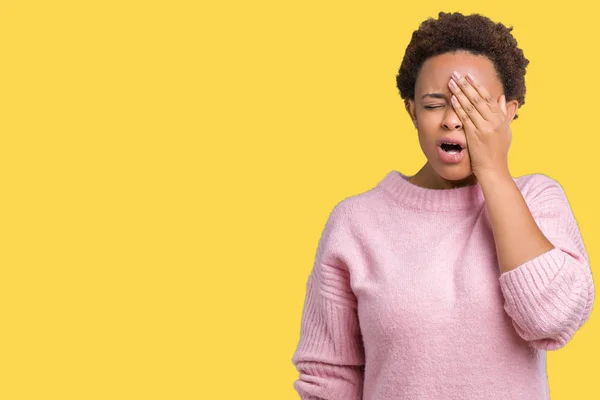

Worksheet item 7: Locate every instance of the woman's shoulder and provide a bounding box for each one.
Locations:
[334,182,389,216]
[514,171,560,187]
[514,172,569,207]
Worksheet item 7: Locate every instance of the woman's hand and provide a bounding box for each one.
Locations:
[448,71,511,177]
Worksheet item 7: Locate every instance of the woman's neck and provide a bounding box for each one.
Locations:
[408,162,478,190]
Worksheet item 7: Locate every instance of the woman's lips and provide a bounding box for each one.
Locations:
[437,145,466,163]
[436,136,467,149]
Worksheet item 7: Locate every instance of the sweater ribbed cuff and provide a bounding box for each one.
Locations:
[499,247,564,288]
[498,247,590,349]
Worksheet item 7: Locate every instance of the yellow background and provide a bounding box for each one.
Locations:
[1,1,597,399]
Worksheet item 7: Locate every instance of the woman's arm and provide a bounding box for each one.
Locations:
[291,203,365,399]
[478,168,555,274]
[480,170,595,350]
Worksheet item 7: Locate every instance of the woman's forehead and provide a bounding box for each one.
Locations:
[415,52,502,94]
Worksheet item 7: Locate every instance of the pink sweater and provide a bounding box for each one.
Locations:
[291,170,595,400]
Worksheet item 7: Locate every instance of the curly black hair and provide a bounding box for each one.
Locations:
[396,11,529,119]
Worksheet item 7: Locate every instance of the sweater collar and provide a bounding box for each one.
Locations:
[377,170,486,212]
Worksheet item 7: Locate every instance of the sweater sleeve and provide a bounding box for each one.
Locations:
[291,204,366,400]
[498,176,595,351]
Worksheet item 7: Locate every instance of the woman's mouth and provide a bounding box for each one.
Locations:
[437,143,466,163]
[440,143,463,154]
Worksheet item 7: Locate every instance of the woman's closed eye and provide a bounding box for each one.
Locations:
[424,104,444,109]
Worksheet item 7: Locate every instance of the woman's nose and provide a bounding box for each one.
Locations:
[442,109,462,130]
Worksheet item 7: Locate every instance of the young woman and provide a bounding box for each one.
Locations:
[291,11,595,400]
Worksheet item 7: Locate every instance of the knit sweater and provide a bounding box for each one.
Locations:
[291,170,595,400]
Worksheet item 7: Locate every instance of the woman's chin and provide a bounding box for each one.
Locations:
[431,163,475,183]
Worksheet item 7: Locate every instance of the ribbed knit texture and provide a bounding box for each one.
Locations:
[291,170,595,400]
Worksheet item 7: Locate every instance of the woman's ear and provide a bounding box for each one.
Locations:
[500,95,519,122]
[506,99,519,122]
[405,99,417,129]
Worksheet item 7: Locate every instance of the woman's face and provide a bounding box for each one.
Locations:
[405,51,518,183]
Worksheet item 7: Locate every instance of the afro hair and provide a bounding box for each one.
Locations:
[396,11,529,119]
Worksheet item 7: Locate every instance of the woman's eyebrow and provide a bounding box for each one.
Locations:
[421,93,447,99]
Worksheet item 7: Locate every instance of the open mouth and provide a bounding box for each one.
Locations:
[440,143,464,154]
